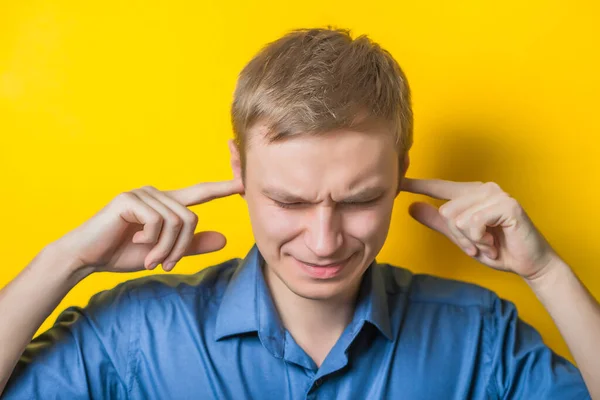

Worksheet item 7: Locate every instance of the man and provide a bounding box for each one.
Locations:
[0,28,596,399]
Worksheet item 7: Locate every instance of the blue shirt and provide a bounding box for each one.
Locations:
[4,246,590,399]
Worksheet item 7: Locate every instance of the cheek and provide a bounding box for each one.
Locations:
[343,206,393,243]
[247,199,303,241]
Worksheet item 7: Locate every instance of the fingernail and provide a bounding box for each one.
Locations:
[148,262,158,270]
[163,262,175,271]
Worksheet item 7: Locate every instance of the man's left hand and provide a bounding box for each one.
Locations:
[400,178,559,280]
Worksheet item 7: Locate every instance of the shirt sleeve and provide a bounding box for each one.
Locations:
[487,296,591,399]
[1,282,135,399]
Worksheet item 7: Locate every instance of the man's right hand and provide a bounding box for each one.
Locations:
[0,178,245,394]
[54,179,245,274]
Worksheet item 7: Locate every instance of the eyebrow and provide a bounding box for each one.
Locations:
[261,186,387,204]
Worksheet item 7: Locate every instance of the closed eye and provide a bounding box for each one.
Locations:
[273,200,308,209]
[340,197,381,207]
[273,197,381,209]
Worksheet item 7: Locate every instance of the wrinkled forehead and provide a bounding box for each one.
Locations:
[244,124,399,196]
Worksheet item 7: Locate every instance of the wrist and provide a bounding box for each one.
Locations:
[39,241,95,285]
[524,255,571,293]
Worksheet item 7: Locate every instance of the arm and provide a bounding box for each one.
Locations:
[526,257,600,399]
[401,177,595,397]
[0,179,243,396]
[0,243,89,393]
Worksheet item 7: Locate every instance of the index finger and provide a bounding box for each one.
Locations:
[400,177,477,200]
[165,178,245,207]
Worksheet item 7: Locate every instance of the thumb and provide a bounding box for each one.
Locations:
[407,201,453,239]
[184,231,228,256]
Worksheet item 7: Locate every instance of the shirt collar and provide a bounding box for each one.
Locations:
[214,246,285,358]
[353,261,393,340]
[214,245,393,353]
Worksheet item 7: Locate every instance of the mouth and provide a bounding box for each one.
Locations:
[293,255,352,279]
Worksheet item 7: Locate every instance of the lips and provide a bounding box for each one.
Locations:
[293,255,352,279]
[301,260,347,267]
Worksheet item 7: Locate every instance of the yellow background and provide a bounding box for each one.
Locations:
[1,0,599,364]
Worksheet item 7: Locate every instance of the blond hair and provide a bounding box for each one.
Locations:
[231,27,413,170]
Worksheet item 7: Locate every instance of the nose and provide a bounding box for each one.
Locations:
[304,205,344,258]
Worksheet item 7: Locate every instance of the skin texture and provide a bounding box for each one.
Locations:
[230,124,406,304]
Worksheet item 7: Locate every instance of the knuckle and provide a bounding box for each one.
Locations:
[166,214,183,230]
[483,181,501,192]
[146,211,162,225]
[141,185,158,193]
[439,206,449,218]
[185,212,199,226]
[494,191,510,202]
[115,191,136,204]
[439,203,454,218]
[455,218,465,229]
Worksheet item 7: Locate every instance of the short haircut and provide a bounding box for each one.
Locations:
[231,27,413,171]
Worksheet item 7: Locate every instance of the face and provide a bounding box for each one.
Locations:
[230,124,407,302]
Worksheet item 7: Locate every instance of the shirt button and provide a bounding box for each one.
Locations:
[315,378,323,387]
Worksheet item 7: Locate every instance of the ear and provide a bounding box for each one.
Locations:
[228,139,242,179]
[396,152,410,197]
[401,152,410,176]
[228,139,245,198]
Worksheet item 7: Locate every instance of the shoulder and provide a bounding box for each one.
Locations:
[119,258,240,299]
[376,262,500,312]
[84,257,242,317]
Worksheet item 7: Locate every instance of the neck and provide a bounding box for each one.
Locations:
[263,265,362,367]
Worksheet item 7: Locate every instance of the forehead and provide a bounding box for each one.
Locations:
[245,124,398,193]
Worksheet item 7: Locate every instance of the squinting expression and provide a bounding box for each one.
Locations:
[238,124,402,301]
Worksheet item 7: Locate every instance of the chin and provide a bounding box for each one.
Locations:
[285,280,350,301]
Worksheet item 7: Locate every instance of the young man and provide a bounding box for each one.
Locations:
[0,28,596,399]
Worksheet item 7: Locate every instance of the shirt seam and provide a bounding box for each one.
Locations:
[126,288,140,398]
[483,303,501,399]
